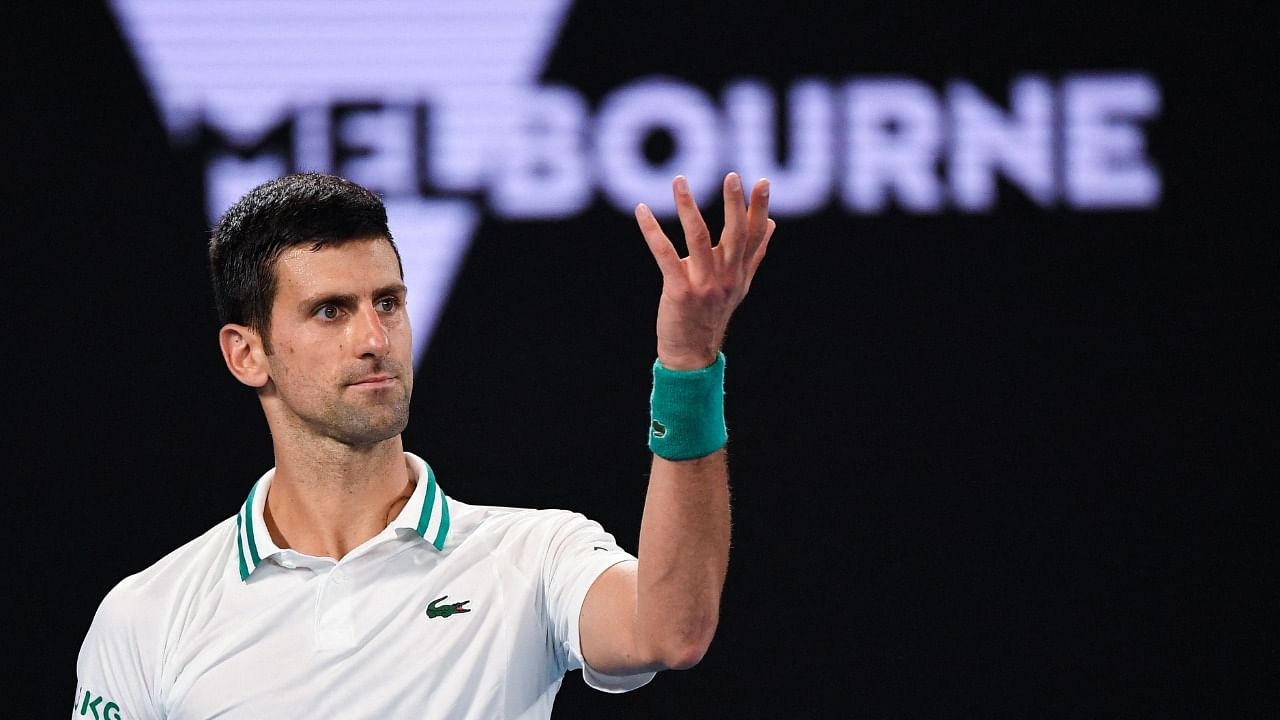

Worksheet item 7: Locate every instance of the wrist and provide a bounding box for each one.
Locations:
[655,347,719,372]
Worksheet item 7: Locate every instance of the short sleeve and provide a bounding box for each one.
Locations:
[73,580,163,720]
[542,512,656,693]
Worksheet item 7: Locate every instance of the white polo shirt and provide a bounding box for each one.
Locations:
[74,453,652,719]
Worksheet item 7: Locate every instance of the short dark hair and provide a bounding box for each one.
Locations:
[209,173,401,350]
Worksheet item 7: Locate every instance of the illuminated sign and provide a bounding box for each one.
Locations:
[109,0,1162,366]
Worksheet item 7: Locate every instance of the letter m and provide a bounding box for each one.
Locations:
[201,114,296,222]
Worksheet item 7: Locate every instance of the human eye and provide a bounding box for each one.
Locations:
[377,296,401,313]
[314,304,340,320]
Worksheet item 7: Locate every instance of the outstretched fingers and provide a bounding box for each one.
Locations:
[639,174,774,289]
[635,202,682,279]
[744,178,771,265]
[672,175,713,275]
[720,172,748,267]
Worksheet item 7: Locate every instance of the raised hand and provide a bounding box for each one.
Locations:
[634,173,776,371]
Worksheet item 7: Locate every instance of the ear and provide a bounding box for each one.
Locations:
[219,323,269,388]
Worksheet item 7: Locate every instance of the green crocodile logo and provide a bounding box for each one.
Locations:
[426,595,472,619]
[651,419,667,438]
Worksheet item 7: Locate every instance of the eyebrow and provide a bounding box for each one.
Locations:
[296,283,408,315]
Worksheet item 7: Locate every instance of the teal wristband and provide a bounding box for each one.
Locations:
[649,352,727,460]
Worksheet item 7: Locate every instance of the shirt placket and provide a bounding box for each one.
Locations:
[314,564,357,651]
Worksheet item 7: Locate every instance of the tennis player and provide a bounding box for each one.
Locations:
[73,171,774,719]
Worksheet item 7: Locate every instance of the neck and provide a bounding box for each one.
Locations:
[263,435,414,560]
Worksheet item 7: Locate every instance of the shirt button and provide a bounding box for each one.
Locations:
[332,571,344,585]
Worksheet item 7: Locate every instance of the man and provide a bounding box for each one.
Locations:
[74,171,774,718]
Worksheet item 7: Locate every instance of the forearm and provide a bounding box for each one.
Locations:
[635,449,731,669]
[578,171,771,674]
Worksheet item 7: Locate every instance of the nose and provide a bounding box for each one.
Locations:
[352,303,391,358]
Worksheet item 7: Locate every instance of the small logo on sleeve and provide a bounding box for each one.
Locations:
[426,595,472,619]
[74,686,121,720]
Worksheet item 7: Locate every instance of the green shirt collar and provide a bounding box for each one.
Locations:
[235,452,450,582]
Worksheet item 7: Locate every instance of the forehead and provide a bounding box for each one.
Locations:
[274,238,402,297]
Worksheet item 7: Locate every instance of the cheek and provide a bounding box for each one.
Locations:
[391,320,412,344]
[272,344,330,386]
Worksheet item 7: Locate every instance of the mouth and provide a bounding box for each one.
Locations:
[349,374,396,389]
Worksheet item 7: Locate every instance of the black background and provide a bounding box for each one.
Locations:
[12,1,1275,717]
